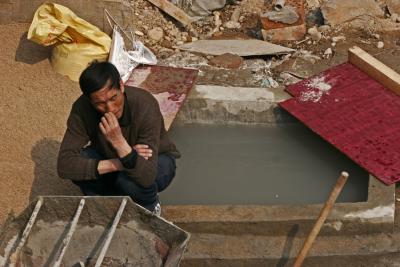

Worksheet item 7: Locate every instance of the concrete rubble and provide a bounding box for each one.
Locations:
[177,39,295,56]
[263,5,300,24]
[321,0,384,26]
[386,0,400,16]
[208,53,244,69]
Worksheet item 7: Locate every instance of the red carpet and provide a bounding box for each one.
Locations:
[126,65,198,130]
[280,63,400,185]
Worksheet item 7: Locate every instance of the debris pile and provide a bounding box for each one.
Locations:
[119,0,399,90]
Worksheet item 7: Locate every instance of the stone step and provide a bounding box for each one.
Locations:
[163,179,395,237]
[180,232,400,266]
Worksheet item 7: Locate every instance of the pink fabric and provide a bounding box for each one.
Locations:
[280,63,400,185]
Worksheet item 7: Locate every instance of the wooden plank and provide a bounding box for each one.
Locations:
[348,46,400,95]
[146,0,192,26]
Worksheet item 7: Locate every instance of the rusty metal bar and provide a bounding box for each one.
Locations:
[95,198,128,267]
[8,197,44,266]
[53,198,86,267]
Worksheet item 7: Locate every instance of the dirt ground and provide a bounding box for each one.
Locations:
[0,23,81,224]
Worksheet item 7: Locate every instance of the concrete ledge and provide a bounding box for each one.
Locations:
[164,176,395,236]
[181,232,400,266]
[175,85,294,125]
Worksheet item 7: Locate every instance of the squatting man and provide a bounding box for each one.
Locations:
[57,61,180,215]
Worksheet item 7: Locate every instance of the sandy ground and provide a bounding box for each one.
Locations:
[0,23,82,224]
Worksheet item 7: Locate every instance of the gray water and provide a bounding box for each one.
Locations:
[161,123,369,205]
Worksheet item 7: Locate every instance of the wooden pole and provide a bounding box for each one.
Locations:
[293,172,349,267]
[146,0,193,27]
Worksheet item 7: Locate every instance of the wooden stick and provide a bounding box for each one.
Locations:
[95,198,127,267]
[146,0,192,26]
[8,197,44,266]
[348,46,400,96]
[293,172,349,267]
[53,199,86,267]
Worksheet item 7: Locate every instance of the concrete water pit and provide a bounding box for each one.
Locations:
[162,85,396,265]
[0,197,189,267]
[162,123,394,236]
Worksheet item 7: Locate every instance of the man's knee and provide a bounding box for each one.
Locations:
[115,173,158,211]
[158,154,176,175]
[115,173,157,196]
[156,154,176,192]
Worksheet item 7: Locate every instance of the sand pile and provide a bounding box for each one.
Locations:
[0,23,82,224]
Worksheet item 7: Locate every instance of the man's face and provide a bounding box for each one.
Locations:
[90,79,125,119]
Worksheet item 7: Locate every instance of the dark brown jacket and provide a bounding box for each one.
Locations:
[57,86,180,187]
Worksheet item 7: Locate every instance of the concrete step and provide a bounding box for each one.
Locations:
[175,85,294,125]
[180,232,400,267]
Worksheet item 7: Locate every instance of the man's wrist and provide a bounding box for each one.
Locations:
[98,159,123,175]
[119,150,138,169]
[114,139,132,158]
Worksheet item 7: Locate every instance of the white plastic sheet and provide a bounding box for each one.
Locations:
[108,26,157,82]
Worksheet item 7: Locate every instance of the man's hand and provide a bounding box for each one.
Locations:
[133,144,153,160]
[99,112,132,157]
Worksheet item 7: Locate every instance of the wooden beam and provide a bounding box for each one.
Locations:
[348,46,400,95]
[146,0,192,27]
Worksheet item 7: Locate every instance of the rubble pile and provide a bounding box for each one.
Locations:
[129,0,194,58]
[127,0,400,86]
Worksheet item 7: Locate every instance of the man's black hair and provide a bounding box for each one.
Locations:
[79,61,121,96]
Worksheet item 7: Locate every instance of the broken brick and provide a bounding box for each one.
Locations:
[208,53,244,69]
[260,0,306,41]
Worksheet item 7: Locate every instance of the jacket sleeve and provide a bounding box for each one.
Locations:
[57,112,99,181]
[122,97,162,188]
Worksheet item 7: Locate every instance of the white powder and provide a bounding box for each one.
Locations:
[299,90,323,102]
[307,76,332,91]
[299,76,333,103]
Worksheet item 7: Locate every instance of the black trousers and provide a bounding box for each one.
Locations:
[73,147,176,211]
